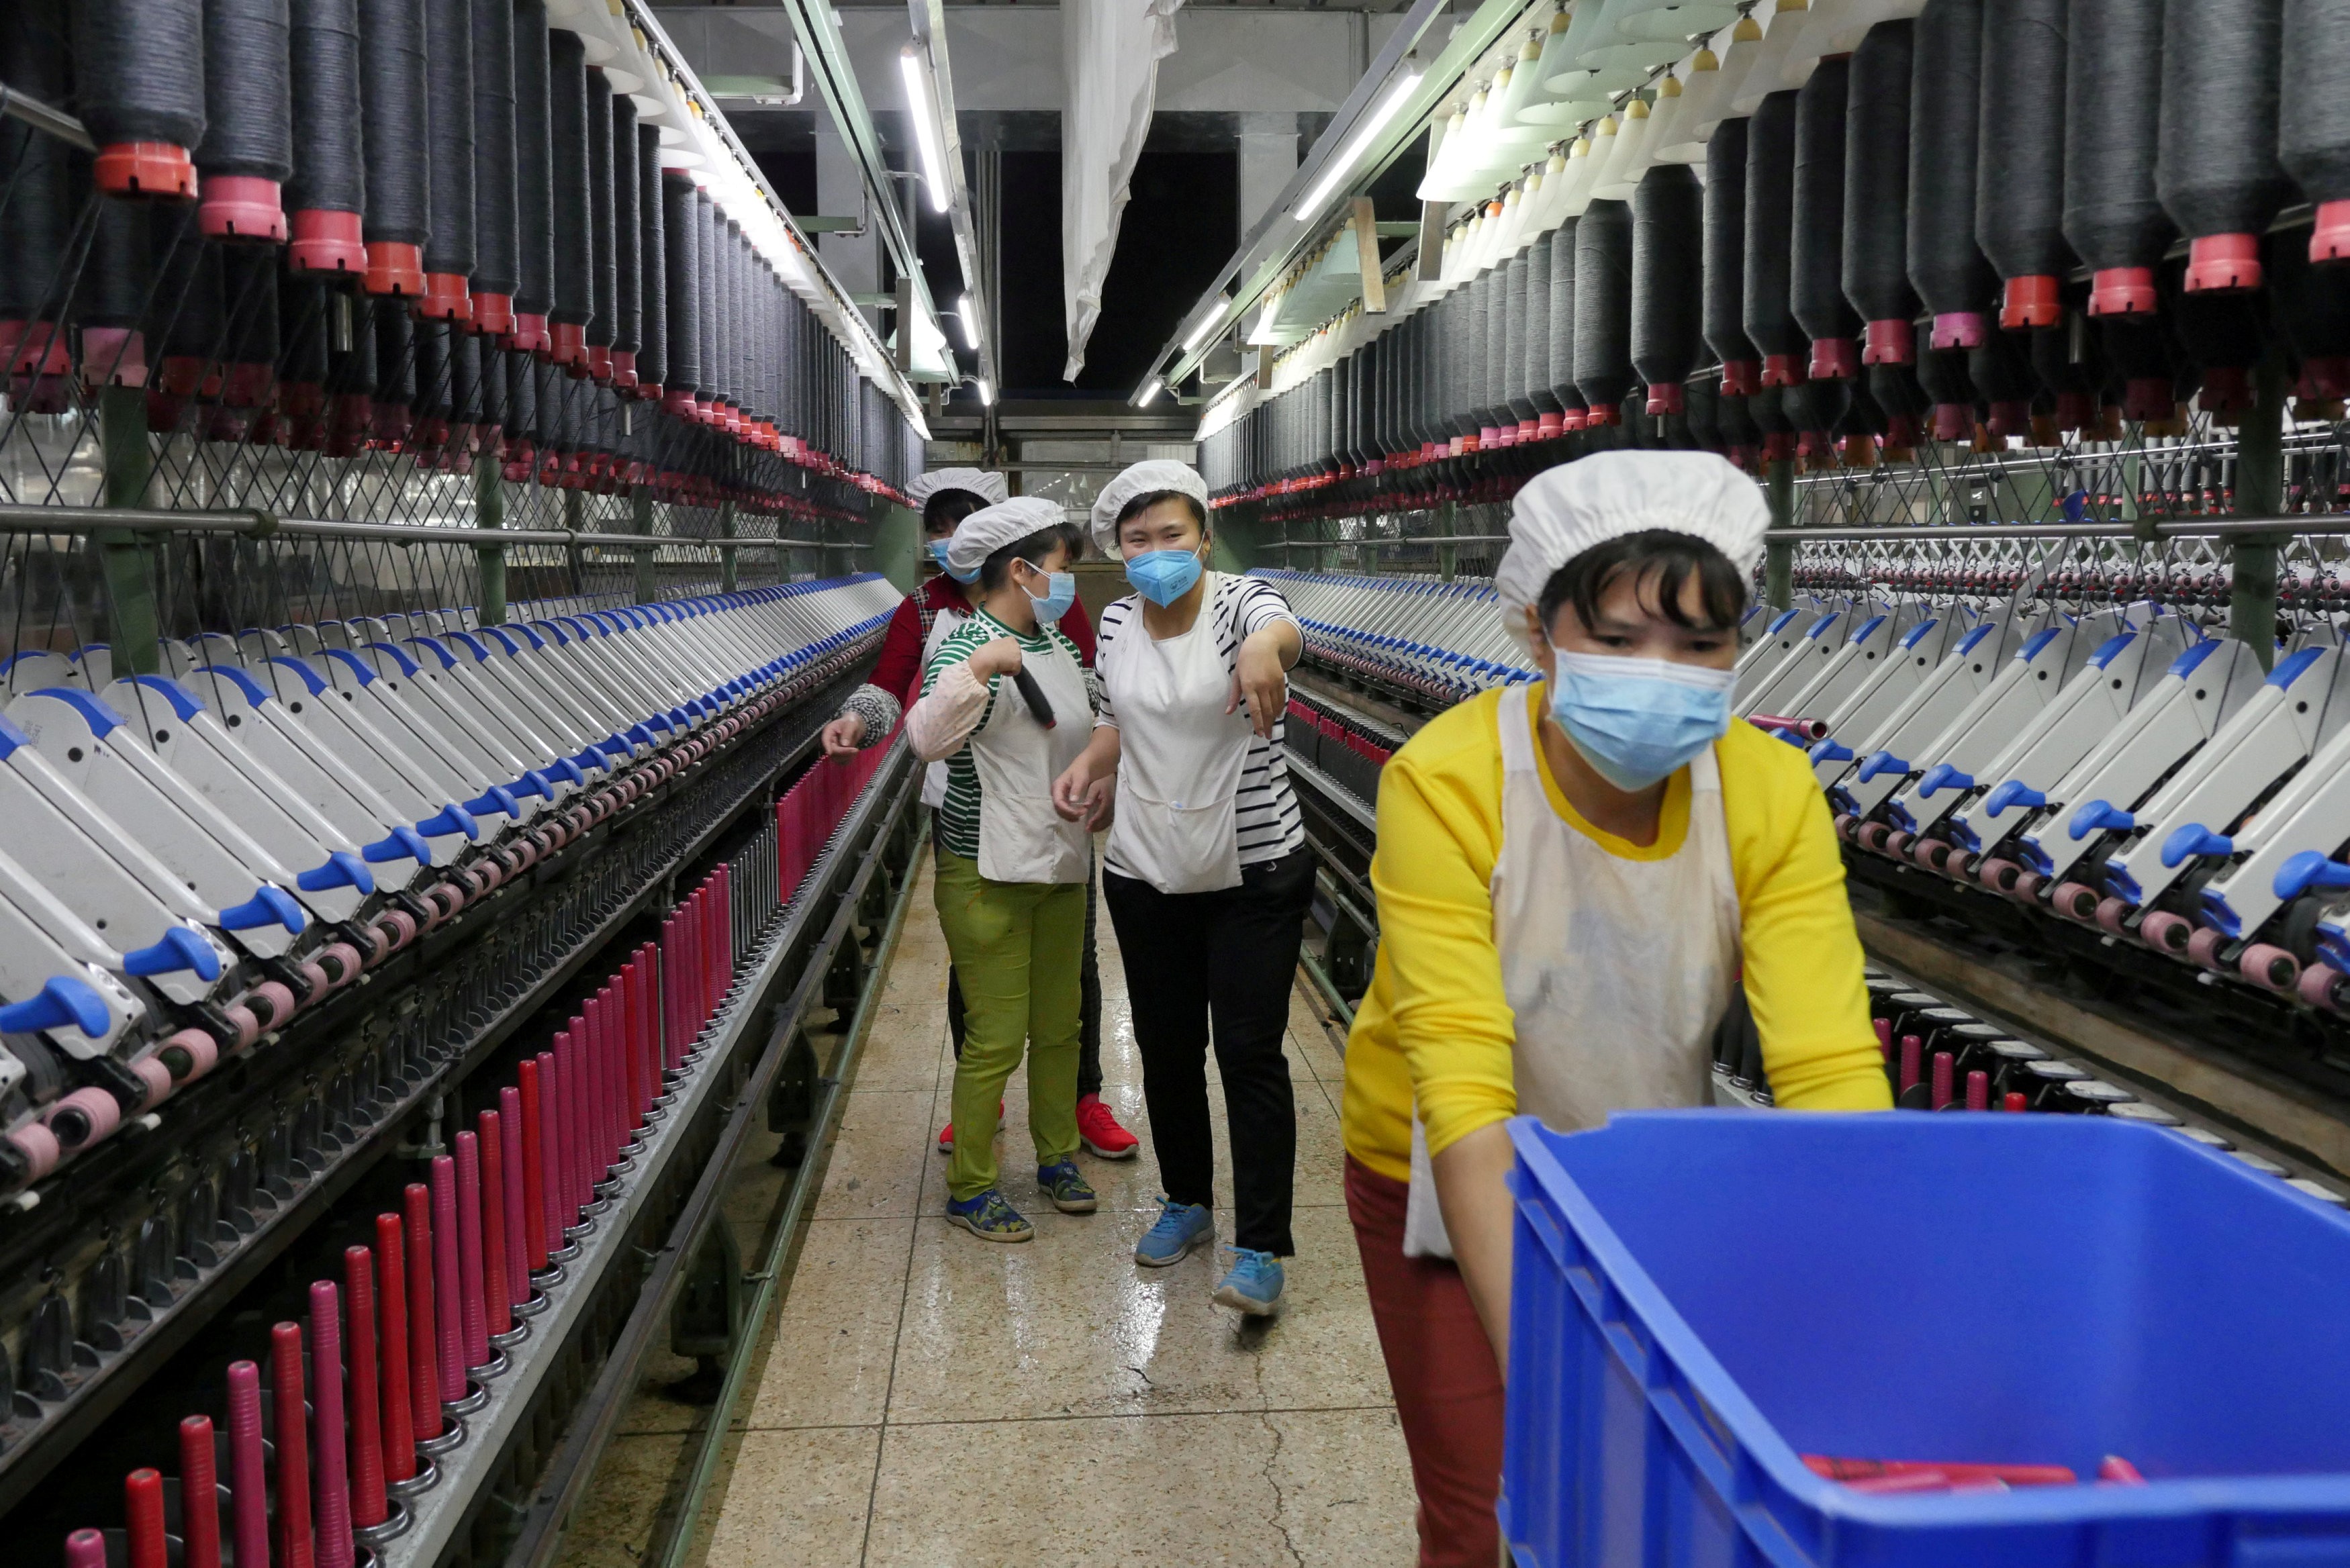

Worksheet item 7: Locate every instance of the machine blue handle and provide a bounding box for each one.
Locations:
[0,975,111,1038]
[1808,738,1854,765]
[414,803,482,840]
[2160,824,2235,869]
[511,770,556,801]
[122,926,223,982]
[1983,781,2047,818]
[1916,763,1975,798]
[2274,850,2350,903]
[463,784,524,820]
[295,851,376,896]
[218,883,307,934]
[363,826,434,867]
[1855,750,1910,783]
[2069,800,2136,840]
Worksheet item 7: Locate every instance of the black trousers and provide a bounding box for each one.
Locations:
[946,850,1103,1099]
[1101,848,1316,1255]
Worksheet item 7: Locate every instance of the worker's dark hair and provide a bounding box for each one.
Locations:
[1537,530,1747,636]
[922,489,988,537]
[979,521,1087,592]
[1113,488,1208,532]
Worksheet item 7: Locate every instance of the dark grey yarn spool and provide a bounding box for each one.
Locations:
[1792,58,1859,354]
[359,0,429,247]
[287,0,364,218]
[0,0,76,324]
[637,125,665,389]
[583,67,613,347]
[2282,0,2350,215]
[610,93,639,354]
[695,192,718,402]
[661,170,699,393]
[2063,0,2169,283]
[199,0,293,185]
[1550,215,1584,413]
[73,0,208,155]
[372,292,412,403]
[1743,91,1803,369]
[1576,197,1636,415]
[83,197,154,329]
[1503,256,1534,422]
[2157,0,2292,247]
[1632,164,1704,401]
[547,28,591,328]
[1704,117,1757,375]
[1976,0,2072,286]
[1843,21,1916,330]
[470,0,517,297]
[1525,233,1559,415]
[511,0,554,316]
[1906,0,1995,317]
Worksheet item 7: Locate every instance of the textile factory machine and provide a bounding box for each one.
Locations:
[1157,0,2350,1268]
[0,0,937,1562]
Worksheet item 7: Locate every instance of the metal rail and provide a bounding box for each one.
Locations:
[0,502,866,550]
[1761,516,2349,542]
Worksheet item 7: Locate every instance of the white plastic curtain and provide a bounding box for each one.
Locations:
[1062,0,1184,381]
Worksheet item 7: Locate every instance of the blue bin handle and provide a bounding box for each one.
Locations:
[2161,824,2234,869]
[2069,799,2135,840]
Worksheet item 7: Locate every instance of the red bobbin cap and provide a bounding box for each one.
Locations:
[2089,266,2157,317]
[1931,401,1972,442]
[1517,418,1540,442]
[611,349,638,391]
[96,142,197,199]
[471,291,515,336]
[549,320,585,366]
[2055,390,2096,434]
[2199,364,2251,413]
[289,209,366,275]
[80,327,147,390]
[418,273,472,322]
[1538,410,1564,437]
[1863,320,1914,366]
[1807,338,1858,382]
[1719,360,1760,397]
[2312,200,2350,264]
[2184,233,2261,293]
[365,241,424,297]
[1987,399,2030,438]
[1761,431,1797,462]
[1584,403,1621,428]
[1930,311,1986,351]
[2122,377,2173,422]
[508,311,552,354]
[1883,413,1922,449]
[1760,353,1806,389]
[1999,275,2061,330]
[1646,382,1685,415]
[199,175,287,242]
[661,386,697,419]
[585,344,614,383]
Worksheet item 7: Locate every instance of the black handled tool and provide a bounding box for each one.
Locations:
[1010,666,1057,728]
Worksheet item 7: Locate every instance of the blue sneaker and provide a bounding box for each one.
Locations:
[1213,1246,1284,1316]
[1036,1159,1098,1214]
[945,1188,1033,1243]
[1133,1196,1213,1267]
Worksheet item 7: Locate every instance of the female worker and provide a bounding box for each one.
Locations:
[1339,452,1891,1566]
[823,469,1136,1163]
[908,497,1101,1242]
[1051,460,1312,1317]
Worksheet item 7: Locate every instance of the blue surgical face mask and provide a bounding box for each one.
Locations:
[1023,567,1078,624]
[929,539,978,582]
[1548,650,1735,792]
[1124,544,1206,607]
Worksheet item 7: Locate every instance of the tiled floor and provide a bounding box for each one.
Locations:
[701,850,1417,1567]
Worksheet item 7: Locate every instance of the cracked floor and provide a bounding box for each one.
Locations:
[692,845,1417,1567]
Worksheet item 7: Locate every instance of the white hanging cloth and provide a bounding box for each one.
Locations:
[1062,0,1185,381]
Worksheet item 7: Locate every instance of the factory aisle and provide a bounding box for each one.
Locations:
[700,847,1417,1567]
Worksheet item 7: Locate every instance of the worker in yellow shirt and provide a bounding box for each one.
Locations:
[1337,450,1891,1568]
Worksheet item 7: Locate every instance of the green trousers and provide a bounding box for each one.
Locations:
[931,849,1084,1202]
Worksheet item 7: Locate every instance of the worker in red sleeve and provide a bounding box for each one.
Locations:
[822,469,1138,1161]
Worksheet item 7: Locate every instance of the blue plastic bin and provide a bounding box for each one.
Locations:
[1501,1111,2350,1567]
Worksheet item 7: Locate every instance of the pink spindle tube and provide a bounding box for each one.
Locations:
[228,1361,271,1568]
[496,1095,530,1307]
[271,1320,314,1568]
[600,985,624,1151]
[126,1468,169,1568]
[180,1416,222,1568]
[375,1213,418,1471]
[1931,1050,1954,1112]
[1967,1069,1990,1112]
[309,1281,353,1568]
[454,1134,489,1369]
[584,997,610,1172]
[344,1248,387,1526]
[522,1058,555,1267]
[429,1155,465,1400]
[64,1530,108,1568]
[659,919,680,1068]
[402,1184,442,1440]
[553,1029,583,1214]
[638,945,663,1093]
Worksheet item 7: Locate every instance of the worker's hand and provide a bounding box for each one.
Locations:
[1229,630,1290,739]
[819,714,865,761]
[1053,756,1116,829]
[966,636,1024,681]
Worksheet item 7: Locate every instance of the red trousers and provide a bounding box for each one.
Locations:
[1346,1155,1506,1568]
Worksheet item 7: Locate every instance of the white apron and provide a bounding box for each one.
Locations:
[919,604,968,809]
[1403,682,1742,1257]
[1101,580,1254,895]
[969,629,1092,885]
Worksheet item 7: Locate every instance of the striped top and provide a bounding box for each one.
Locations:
[921,608,1089,861]
[1096,572,1305,871]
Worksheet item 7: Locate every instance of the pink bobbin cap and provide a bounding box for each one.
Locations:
[1863,320,1913,365]
[2089,266,2157,317]
[2184,233,2261,293]
[1930,312,1986,352]
[200,175,288,243]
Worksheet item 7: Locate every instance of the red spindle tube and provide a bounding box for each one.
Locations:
[520,1059,552,1269]
[1899,1034,1922,1095]
[453,1134,489,1369]
[227,1361,270,1568]
[309,1281,352,1568]
[1873,1017,1892,1062]
[639,944,664,1091]
[480,1110,514,1332]
[375,1214,418,1473]
[1931,1051,1954,1112]
[499,1089,529,1301]
[65,1530,108,1568]
[553,1030,581,1218]
[126,1467,169,1568]
[2099,1455,2146,1484]
[179,1416,222,1568]
[599,985,624,1150]
[429,1155,465,1400]
[2004,1091,2029,1112]
[659,919,680,1069]
[344,1248,387,1526]
[271,1320,315,1568]
[403,1184,442,1440]
[585,997,611,1171]
[1967,1070,1989,1112]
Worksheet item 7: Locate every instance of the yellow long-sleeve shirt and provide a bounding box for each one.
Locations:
[1340,684,1891,1182]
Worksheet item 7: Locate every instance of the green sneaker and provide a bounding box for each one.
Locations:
[1036,1159,1098,1214]
[946,1188,1034,1242]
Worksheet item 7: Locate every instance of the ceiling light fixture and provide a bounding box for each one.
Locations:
[900,43,951,214]
[1295,70,1425,225]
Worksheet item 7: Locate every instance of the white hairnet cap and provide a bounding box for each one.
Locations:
[947,496,1068,579]
[906,467,1009,509]
[1497,452,1769,652]
[1089,460,1209,552]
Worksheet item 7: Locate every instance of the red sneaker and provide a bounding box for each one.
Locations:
[1076,1093,1139,1160]
[937,1101,1006,1153]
